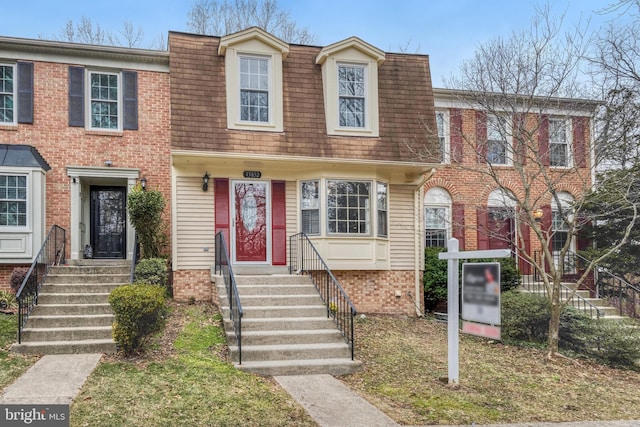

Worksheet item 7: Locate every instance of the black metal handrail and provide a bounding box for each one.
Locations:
[517,250,604,319]
[16,225,66,343]
[289,233,357,360]
[565,250,640,319]
[214,232,243,364]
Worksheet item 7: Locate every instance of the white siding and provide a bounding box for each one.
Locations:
[389,184,416,270]
[175,176,216,269]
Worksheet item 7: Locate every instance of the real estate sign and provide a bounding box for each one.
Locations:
[462,262,501,339]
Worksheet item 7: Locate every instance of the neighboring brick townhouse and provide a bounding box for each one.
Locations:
[168,27,440,315]
[425,88,598,270]
[0,36,171,285]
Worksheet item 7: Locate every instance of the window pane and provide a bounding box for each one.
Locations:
[426,207,446,229]
[0,174,27,226]
[90,72,119,129]
[301,180,320,235]
[488,140,507,164]
[550,143,567,166]
[327,180,370,235]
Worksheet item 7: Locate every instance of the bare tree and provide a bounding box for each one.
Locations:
[410,6,639,357]
[186,0,316,44]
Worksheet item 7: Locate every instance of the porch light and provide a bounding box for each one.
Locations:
[140,176,147,191]
[533,208,544,222]
[202,172,210,192]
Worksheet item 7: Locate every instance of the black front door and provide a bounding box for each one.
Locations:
[90,186,126,259]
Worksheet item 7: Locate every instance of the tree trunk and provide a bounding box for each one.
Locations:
[547,283,561,357]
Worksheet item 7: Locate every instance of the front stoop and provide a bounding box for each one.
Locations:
[11,260,130,355]
[217,274,362,376]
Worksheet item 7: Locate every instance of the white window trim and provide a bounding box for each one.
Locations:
[487,114,513,166]
[436,110,450,164]
[549,117,573,169]
[86,69,123,132]
[0,172,29,231]
[0,63,17,126]
[238,54,273,126]
[424,187,452,248]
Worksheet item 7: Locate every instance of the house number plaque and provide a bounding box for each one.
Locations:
[243,171,262,179]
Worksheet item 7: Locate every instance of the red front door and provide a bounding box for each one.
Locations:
[233,181,268,262]
[487,208,514,250]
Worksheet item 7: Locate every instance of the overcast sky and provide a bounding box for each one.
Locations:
[1,0,633,85]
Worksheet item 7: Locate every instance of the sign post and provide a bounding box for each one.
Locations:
[438,238,510,384]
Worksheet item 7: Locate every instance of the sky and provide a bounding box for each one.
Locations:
[1,0,633,86]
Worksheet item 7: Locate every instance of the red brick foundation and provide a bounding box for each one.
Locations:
[172,269,216,303]
[334,270,419,316]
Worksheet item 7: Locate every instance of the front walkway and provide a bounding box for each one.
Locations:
[0,354,101,404]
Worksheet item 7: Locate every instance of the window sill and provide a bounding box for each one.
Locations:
[230,121,282,133]
[329,128,379,138]
[0,124,18,131]
[85,129,124,137]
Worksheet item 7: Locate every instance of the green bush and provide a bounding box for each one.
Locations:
[127,186,168,259]
[587,319,640,370]
[108,284,167,355]
[558,306,595,354]
[498,257,521,292]
[423,247,448,312]
[134,258,168,287]
[501,291,550,343]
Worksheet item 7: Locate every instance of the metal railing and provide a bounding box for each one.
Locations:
[289,233,356,360]
[16,225,66,343]
[517,250,604,319]
[129,233,139,284]
[214,232,243,364]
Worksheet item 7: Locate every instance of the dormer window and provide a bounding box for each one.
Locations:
[240,56,270,123]
[316,37,385,137]
[219,27,289,132]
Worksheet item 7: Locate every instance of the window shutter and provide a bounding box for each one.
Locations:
[514,113,526,165]
[68,66,85,127]
[122,71,138,130]
[538,115,549,166]
[214,178,230,246]
[452,203,465,250]
[475,110,487,163]
[572,116,587,168]
[17,62,34,124]
[271,181,286,266]
[450,108,463,163]
[476,208,489,250]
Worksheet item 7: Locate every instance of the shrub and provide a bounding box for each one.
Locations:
[0,290,17,310]
[558,306,595,354]
[108,284,167,355]
[423,247,448,312]
[501,291,550,343]
[498,257,521,292]
[134,258,168,287]
[10,267,30,294]
[127,186,168,259]
[587,319,640,370]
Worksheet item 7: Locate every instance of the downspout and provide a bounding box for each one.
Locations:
[413,168,437,317]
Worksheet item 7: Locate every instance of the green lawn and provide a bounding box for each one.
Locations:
[0,313,39,391]
[70,305,315,427]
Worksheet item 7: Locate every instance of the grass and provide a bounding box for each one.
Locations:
[0,313,39,390]
[341,315,640,425]
[70,304,315,427]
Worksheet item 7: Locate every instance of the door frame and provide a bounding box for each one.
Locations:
[230,179,272,264]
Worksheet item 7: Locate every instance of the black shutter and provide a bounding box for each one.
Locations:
[122,71,138,130]
[17,62,34,124]
[68,66,85,127]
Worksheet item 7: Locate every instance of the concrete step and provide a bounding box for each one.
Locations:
[31,303,113,316]
[238,295,325,307]
[46,273,129,284]
[229,329,345,346]
[224,284,320,296]
[11,339,116,355]
[230,342,352,362]
[27,314,114,328]
[234,275,313,286]
[228,316,337,331]
[50,265,130,275]
[65,259,130,267]
[38,293,110,305]
[236,358,362,376]
[21,326,113,342]
[41,283,122,294]
[222,305,327,319]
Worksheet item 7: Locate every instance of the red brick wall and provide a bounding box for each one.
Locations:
[334,270,418,316]
[0,60,172,261]
[173,269,216,303]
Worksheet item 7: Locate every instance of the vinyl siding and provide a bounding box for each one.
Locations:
[389,184,416,270]
[175,175,216,269]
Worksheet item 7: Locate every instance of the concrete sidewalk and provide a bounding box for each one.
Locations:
[0,354,102,404]
[276,374,640,427]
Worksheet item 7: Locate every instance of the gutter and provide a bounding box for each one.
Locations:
[413,168,437,317]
